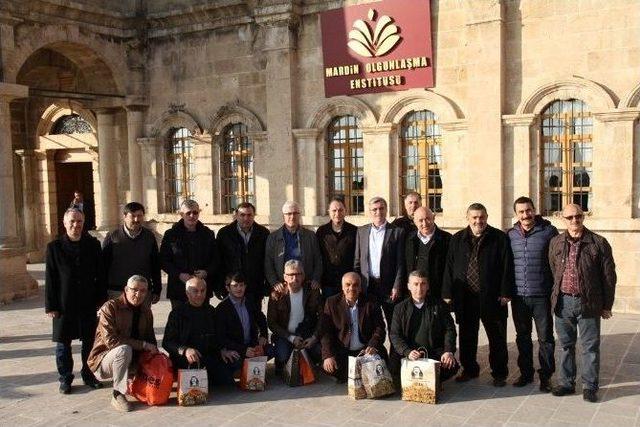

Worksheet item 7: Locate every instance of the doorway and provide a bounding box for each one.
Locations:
[55,161,96,235]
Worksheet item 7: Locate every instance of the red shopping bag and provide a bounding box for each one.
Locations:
[128,352,173,405]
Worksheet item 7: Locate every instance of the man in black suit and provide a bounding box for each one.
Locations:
[354,196,405,335]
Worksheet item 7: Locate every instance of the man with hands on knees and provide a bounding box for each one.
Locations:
[321,272,387,382]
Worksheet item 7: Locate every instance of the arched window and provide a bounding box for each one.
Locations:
[221,123,254,213]
[165,127,195,212]
[51,114,92,134]
[327,115,364,214]
[400,110,442,212]
[541,99,592,215]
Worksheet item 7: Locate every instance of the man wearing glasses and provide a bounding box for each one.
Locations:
[88,275,157,412]
[264,200,322,292]
[161,199,218,309]
[549,204,616,403]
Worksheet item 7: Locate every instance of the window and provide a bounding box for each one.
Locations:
[400,110,443,212]
[51,114,92,134]
[327,115,364,214]
[540,99,592,215]
[165,127,195,212]
[221,123,254,213]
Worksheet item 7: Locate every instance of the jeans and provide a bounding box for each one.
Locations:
[512,295,555,380]
[55,316,97,385]
[555,294,601,391]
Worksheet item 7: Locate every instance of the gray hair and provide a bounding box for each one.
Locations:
[126,275,148,288]
[63,208,84,220]
[281,200,301,214]
[408,270,429,282]
[368,196,387,209]
[284,259,304,274]
[185,277,206,291]
[466,202,487,215]
[180,199,200,211]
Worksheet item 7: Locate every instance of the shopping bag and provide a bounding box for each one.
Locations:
[283,349,301,386]
[400,356,440,404]
[128,352,173,406]
[360,355,395,398]
[177,365,208,406]
[347,354,366,400]
[240,356,267,391]
[298,349,316,385]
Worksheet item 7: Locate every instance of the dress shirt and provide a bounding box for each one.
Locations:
[229,295,251,345]
[348,301,365,351]
[236,223,252,247]
[417,230,434,245]
[368,222,387,279]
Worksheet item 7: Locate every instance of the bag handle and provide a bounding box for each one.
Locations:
[417,347,429,359]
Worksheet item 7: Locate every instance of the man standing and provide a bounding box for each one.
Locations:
[392,192,421,234]
[354,196,405,330]
[217,202,270,308]
[45,208,106,394]
[405,206,451,300]
[161,199,217,308]
[507,197,558,391]
[316,198,357,298]
[102,202,162,305]
[549,204,616,402]
[442,203,514,387]
[264,201,322,292]
[88,275,157,412]
[390,271,459,383]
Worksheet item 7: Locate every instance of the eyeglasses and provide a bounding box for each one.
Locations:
[563,214,584,221]
[183,210,199,216]
[126,286,147,294]
[283,212,300,216]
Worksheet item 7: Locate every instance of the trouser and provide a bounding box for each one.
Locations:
[94,344,133,394]
[512,295,555,380]
[55,316,97,384]
[273,335,322,366]
[459,293,509,379]
[368,279,400,358]
[555,294,601,391]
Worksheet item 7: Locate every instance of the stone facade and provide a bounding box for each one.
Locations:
[0,0,638,310]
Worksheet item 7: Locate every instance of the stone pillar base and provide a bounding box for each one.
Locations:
[0,247,39,304]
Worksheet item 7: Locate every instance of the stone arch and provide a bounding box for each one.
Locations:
[208,103,264,136]
[36,102,97,140]
[379,90,463,125]
[8,25,127,95]
[516,76,617,115]
[620,82,640,108]
[149,110,204,140]
[305,96,377,129]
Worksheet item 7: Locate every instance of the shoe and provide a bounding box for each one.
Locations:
[513,376,533,387]
[59,382,72,394]
[493,377,507,387]
[111,393,132,412]
[539,378,552,393]
[551,385,575,396]
[583,389,598,403]
[455,371,479,382]
[83,377,104,390]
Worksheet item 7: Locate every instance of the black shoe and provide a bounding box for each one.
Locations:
[59,382,72,394]
[493,377,507,387]
[583,389,598,403]
[551,385,575,396]
[539,378,552,393]
[455,371,479,382]
[512,376,533,387]
[84,377,104,389]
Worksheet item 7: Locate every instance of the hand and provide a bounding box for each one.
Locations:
[179,273,192,283]
[292,336,304,349]
[273,282,286,294]
[194,270,208,279]
[390,288,400,302]
[310,280,321,290]
[221,349,240,363]
[601,310,612,319]
[143,342,158,354]
[258,336,268,347]
[440,352,456,369]
[323,357,337,374]
[498,297,511,306]
[364,346,378,355]
[408,350,423,361]
[302,336,317,349]
[184,348,202,364]
[246,346,262,358]
[151,294,160,304]
[47,311,60,318]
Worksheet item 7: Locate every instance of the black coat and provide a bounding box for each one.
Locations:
[162,303,217,366]
[315,221,357,288]
[441,225,515,321]
[215,296,268,356]
[216,220,270,298]
[160,219,217,301]
[45,233,107,342]
[405,226,452,300]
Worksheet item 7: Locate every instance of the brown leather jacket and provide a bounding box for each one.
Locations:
[549,228,617,318]
[87,294,156,372]
[267,282,322,340]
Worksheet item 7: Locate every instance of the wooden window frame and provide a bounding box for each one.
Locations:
[165,127,195,212]
[221,123,255,213]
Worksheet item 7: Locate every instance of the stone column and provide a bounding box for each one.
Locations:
[14,149,38,260]
[439,120,468,226]
[137,137,163,215]
[0,82,37,303]
[125,106,146,203]
[193,134,213,214]
[502,114,536,205]
[292,128,321,220]
[361,124,395,208]
[96,109,119,230]
[248,131,270,222]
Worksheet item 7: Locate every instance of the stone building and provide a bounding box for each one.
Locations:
[0,0,638,311]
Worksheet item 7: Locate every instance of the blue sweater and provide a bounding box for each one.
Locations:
[507,216,558,297]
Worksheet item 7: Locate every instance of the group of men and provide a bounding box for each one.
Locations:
[45,192,616,411]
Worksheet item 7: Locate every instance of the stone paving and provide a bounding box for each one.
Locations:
[1,264,639,427]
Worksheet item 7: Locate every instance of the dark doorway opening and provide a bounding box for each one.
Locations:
[55,161,96,236]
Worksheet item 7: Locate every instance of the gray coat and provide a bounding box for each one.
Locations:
[264,225,323,287]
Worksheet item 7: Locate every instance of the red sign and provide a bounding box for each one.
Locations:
[320,0,434,97]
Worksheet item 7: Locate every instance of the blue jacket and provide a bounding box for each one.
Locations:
[507,216,558,297]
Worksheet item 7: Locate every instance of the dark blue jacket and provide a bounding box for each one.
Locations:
[507,216,558,297]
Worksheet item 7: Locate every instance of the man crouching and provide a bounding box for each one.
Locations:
[87,275,157,412]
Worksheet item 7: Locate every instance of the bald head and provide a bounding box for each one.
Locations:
[413,206,436,236]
